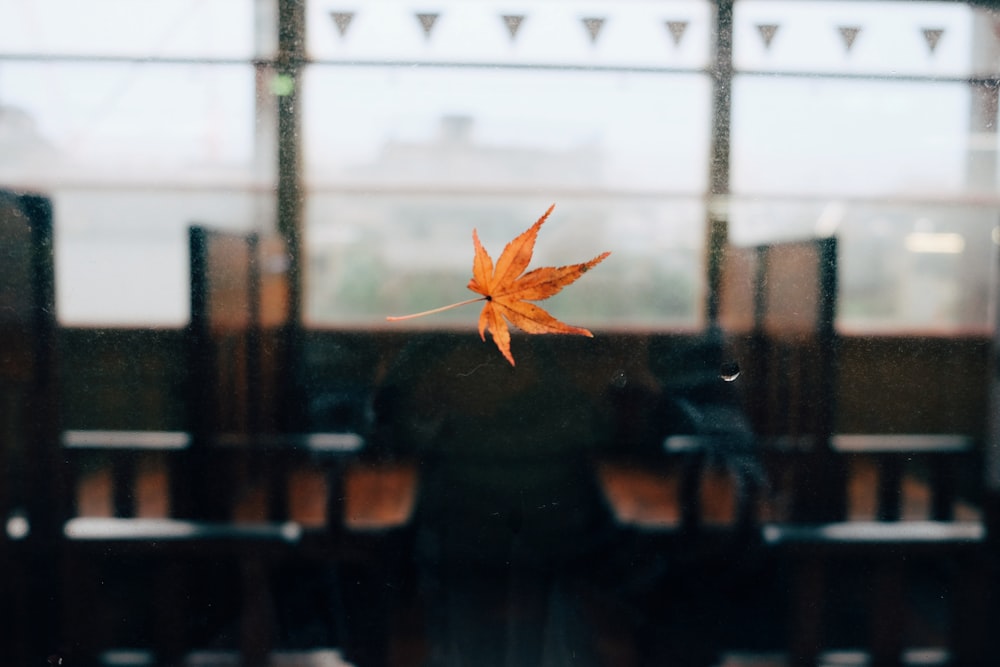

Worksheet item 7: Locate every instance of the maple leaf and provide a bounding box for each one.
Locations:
[387,204,611,365]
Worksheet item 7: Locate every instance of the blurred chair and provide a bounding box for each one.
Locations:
[0,189,59,665]
[718,237,989,667]
[57,226,366,666]
[595,330,766,664]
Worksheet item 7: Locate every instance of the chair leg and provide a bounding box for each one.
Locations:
[788,555,824,667]
[869,559,904,667]
[240,556,275,667]
[950,553,992,667]
[154,559,189,667]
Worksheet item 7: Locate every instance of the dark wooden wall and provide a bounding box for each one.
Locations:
[836,335,991,437]
[59,328,992,442]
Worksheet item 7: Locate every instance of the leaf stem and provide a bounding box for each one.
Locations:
[386,297,486,322]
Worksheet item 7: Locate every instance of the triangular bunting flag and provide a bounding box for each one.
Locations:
[582,17,605,44]
[922,28,944,54]
[838,26,861,52]
[665,21,688,47]
[757,24,779,49]
[501,15,525,40]
[330,12,354,37]
[415,13,439,38]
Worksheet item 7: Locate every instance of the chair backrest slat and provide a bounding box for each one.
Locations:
[0,189,58,666]
[720,236,844,522]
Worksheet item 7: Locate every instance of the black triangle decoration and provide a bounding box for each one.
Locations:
[665,21,688,47]
[501,15,525,40]
[415,13,439,39]
[838,26,861,52]
[582,17,605,44]
[922,28,944,54]
[757,24,779,49]
[330,12,354,37]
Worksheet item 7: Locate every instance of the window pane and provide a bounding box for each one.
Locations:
[306,194,704,329]
[55,188,273,327]
[306,0,712,70]
[0,62,258,185]
[0,0,256,59]
[733,0,973,77]
[0,61,266,326]
[730,198,996,333]
[304,67,710,193]
[302,63,710,329]
[302,2,714,330]
[731,77,972,198]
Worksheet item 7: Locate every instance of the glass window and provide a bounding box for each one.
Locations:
[731,77,970,198]
[732,1,973,77]
[306,193,704,328]
[729,199,997,333]
[0,60,267,327]
[302,0,713,329]
[0,62,256,182]
[729,0,998,333]
[305,1,713,69]
[0,0,256,59]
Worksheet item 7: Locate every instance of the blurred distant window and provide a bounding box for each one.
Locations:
[729,0,999,334]
[0,0,996,333]
[0,0,271,326]
[301,0,713,328]
[302,65,711,328]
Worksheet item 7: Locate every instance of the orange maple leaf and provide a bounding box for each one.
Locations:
[387,204,611,365]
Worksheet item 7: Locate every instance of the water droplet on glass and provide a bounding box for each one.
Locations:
[720,361,741,382]
[611,369,628,389]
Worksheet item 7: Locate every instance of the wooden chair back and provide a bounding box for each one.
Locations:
[0,189,58,665]
[720,237,844,522]
[719,236,989,666]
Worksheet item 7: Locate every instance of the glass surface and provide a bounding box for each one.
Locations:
[2,3,999,665]
[303,67,711,193]
[0,62,257,184]
[0,0,256,59]
[302,65,711,328]
[305,0,713,69]
[729,3,999,334]
[731,76,973,198]
[730,198,998,333]
[733,1,973,77]
[0,61,266,326]
[305,193,704,328]
[54,188,272,327]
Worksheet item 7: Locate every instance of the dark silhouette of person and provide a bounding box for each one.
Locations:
[373,332,632,667]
